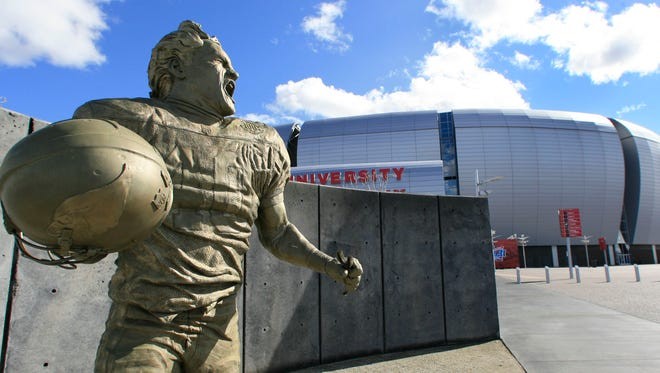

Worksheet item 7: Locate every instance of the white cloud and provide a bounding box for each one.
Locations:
[424,0,446,17]
[584,1,609,13]
[616,102,646,117]
[540,3,660,83]
[243,113,278,125]
[269,42,529,119]
[426,0,660,84]
[0,0,109,68]
[552,58,564,69]
[242,112,305,126]
[511,51,540,70]
[302,0,353,52]
[426,0,543,48]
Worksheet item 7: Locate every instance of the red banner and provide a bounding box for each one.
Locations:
[598,237,607,251]
[558,208,582,237]
[493,239,519,269]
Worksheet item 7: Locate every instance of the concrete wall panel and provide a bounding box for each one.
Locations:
[4,254,115,372]
[0,109,30,162]
[381,193,444,351]
[439,196,499,342]
[319,186,383,363]
[0,109,32,358]
[31,118,50,132]
[244,182,321,372]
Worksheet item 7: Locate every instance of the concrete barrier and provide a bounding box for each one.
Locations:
[0,109,31,370]
[381,193,444,351]
[4,255,116,371]
[244,182,321,372]
[0,108,499,372]
[0,109,50,370]
[319,186,384,363]
[439,196,498,342]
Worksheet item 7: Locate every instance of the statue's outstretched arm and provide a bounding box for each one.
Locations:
[256,201,362,293]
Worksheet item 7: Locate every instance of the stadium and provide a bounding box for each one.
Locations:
[275,109,660,268]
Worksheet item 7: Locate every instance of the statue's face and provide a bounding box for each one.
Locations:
[184,40,239,117]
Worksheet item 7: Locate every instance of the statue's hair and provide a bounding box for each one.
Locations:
[148,20,219,99]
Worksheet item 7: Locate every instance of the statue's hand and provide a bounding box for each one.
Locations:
[325,251,363,294]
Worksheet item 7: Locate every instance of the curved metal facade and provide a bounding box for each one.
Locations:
[297,111,440,166]
[453,109,624,246]
[611,119,660,245]
[291,108,657,248]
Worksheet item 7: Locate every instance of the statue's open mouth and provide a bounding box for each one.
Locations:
[225,80,236,100]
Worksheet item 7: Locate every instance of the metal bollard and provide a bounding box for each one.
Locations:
[516,267,521,284]
[575,265,581,283]
[604,264,611,283]
[544,266,550,284]
[634,264,641,282]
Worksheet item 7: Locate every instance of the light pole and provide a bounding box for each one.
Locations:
[581,235,591,267]
[491,230,501,270]
[475,169,503,196]
[518,234,529,268]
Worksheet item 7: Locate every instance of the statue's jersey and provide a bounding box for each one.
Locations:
[74,98,290,314]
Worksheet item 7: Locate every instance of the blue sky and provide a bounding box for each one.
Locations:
[1,0,658,133]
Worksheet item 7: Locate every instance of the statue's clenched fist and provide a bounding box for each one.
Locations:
[325,251,363,294]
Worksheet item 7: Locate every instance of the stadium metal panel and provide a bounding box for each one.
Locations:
[278,109,660,267]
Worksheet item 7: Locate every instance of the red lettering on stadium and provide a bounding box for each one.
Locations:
[291,167,405,186]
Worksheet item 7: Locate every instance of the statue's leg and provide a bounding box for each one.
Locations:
[184,294,240,373]
[95,303,184,373]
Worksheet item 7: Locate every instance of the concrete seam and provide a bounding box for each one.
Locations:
[379,192,386,353]
[438,196,448,344]
[0,239,20,372]
[316,185,323,365]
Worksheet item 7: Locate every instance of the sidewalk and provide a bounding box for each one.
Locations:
[293,340,522,372]
[497,265,660,372]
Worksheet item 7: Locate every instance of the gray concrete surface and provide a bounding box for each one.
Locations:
[381,193,444,350]
[244,182,321,372]
[0,109,31,344]
[319,186,384,363]
[292,340,523,372]
[498,265,660,372]
[288,265,660,373]
[4,255,116,371]
[498,265,660,323]
[440,197,499,342]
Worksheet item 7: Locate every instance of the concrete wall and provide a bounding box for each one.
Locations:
[243,184,498,372]
[0,108,498,372]
[0,109,50,370]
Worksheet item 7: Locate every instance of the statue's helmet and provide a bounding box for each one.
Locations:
[0,118,172,265]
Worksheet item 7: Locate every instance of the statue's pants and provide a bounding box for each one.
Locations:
[95,294,239,373]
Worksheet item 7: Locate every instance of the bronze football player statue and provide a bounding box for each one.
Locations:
[70,20,362,372]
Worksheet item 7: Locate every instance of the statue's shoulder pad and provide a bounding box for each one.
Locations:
[227,118,279,139]
[74,98,156,120]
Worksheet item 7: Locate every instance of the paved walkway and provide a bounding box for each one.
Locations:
[293,340,522,372]
[497,265,660,372]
